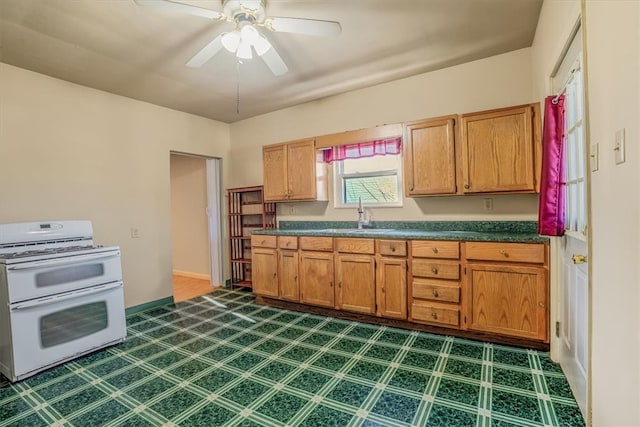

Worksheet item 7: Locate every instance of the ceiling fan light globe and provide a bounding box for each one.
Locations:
[253,35,271,56]
[236,40,253,59]
[221,31,241,52]
[240,25,260,44]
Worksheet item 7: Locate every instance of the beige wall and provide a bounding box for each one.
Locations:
[229,48,539,223]
[584,1,640,425]
[170,154,210,278]
[532,0,640,424]
[0,63,231,308]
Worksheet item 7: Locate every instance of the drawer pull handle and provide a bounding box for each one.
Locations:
[273,273,277,278]
[391,247,396,252]
[261,240,266,245]
[330,281,333,288]
[432,247,439,254]
[499,249,508,257]
[539,302,545,308]
[338,281,342,288]
[286,241,290,247]
[381,287,386,293]
[431,312,438,319]
[432,290,439,298]
[431,267,439,274]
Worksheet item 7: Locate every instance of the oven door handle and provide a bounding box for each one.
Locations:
[10,281,123,310]
[7,251,121,271]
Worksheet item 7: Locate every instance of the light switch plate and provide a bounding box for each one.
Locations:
[590,143,599,172]
[615,128,626,165]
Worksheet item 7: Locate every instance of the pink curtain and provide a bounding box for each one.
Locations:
[322,137,402,163]
[537,95,566,236]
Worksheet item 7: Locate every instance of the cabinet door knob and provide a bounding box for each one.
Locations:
[432,290,439,298]
[381,287,386,293]
[330,281,333,287]
[464,184,470,189]
[539,302,545,308]
[294,276,297,282]
[409,185,414,191]
[432,247,439,254]
[391,246,396,252]
[431,312,438,319]
[286,241,290,247]
[338,281,342,288]
[273,273,277,278]
[431,267,439,274]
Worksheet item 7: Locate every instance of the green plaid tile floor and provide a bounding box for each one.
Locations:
[0,289,585,426]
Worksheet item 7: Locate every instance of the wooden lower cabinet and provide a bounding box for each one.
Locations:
[299,251,334,308]
[335,254,375,315]
[376,257,407,319]
[278,250,299,301]
[467,263,548,341]
[252,247,278,297]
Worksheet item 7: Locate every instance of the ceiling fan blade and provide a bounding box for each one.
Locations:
[134,0,224,20]
[260,46,288,76]
[186,34,224,67]
[266,17,341,37]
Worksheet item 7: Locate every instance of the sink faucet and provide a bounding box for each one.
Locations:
[357,197,370,229]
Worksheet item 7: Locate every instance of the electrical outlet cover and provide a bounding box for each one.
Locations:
[615,128,626,165]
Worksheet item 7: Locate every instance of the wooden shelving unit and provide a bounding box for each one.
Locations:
[227,186,276,289]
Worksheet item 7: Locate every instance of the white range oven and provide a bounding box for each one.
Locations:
[0,220,126,382]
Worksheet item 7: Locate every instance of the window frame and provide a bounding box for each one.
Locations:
[332,155,404,208]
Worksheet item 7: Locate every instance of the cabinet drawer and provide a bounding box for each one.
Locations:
[377,239,407,257]
[299,236,334,252]
[251,235,277,248]
[411,302,459,327]
[413,279,460,303]
[412,260,460,280]
[278,236,298,250]
[465,242,545,264]
[335,238,374,254]
[412,240,460,259]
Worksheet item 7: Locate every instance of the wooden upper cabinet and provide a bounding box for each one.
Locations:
[403,116,457,196]
[262,138,328,202]
[460,104,540,194]
[263,144,288,201]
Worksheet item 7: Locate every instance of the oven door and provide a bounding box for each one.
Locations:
[7,281,126,381]
[5,250,122,303]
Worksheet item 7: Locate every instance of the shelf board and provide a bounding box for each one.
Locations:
[230,213,265,216]
[231,259,252,264]
[231,280,253,288]
[230,236,252,240]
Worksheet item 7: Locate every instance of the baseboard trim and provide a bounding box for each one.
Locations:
[172,270,211,281]
[126,296,175,316]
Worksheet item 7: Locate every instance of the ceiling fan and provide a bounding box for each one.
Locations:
[134,0,342,76]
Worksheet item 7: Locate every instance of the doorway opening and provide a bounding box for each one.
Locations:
[170,152,223,302]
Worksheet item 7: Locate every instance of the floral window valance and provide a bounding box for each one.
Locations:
[322,137,402,163]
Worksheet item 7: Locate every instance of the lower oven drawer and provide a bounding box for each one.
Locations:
[3,281,126,382]
[5,250,122,303]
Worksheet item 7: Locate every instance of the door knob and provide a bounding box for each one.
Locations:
[572,254,587,264]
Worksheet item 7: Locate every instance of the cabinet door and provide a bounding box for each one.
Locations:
[376,257,407,320]
[263,144,288,201]
[299,251,334,308]
[252,247,278,297]
[335,254,375,314]
[286,139,318,200]
[467,263,548,341]
[278,250,299,302]
[404,117,457,195]
[461,105,536,193]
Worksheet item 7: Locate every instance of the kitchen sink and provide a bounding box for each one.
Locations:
[318,228,396,233]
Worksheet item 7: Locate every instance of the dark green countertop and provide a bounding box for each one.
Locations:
[252,221,549,243]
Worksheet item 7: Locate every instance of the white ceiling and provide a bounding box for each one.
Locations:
[0,0,543,123]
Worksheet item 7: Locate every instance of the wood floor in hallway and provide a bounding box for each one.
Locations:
[173,274,218,302]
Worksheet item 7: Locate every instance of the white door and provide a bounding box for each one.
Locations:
[553,29,589,419]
